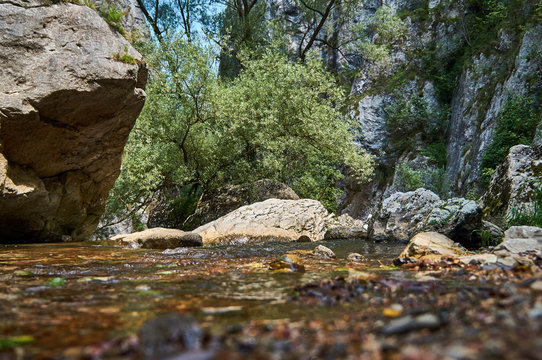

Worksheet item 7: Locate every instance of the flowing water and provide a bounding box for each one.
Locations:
[0,239,403,358]
[1,239,540,359]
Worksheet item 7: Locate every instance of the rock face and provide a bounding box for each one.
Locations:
[338,2,542,221]
[370,189,482,247]
[398,232,467,259]
[179,179,299,229]
[0,1,147,242]
[445,25,542,194]
[482,145,542,221]
[112,228,203,249]
[192,199,329,245]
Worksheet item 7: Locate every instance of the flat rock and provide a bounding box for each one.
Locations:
[494,226,542,255]
[398,232,468,259]
[458,254,498,265]
[112,228,202,249]
[192,199,329,245]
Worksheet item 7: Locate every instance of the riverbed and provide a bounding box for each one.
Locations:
[0,239,540,359]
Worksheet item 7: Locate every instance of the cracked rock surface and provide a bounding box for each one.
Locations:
[0,0,147,242]
[193,199,330,245]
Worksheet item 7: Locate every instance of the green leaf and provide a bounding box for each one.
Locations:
[45,277,66,287]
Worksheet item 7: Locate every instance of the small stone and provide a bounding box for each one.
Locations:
[269,254,305,272]
[530,280,542,292]
[346,252,365,262]
[497,256,518,268]
[313,245,336,259]
[392,257,418,266]
[61,235,74,242]
[138,313,203,358]
[382,313,440,335]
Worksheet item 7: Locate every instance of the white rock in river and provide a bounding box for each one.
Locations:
[193,199,329,246]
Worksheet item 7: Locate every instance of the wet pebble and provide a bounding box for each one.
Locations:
[530,280,542,292]
[313,245,336,259]
[138,313,209,358]
[381,313,441,335]
[269,254,305,272]
[346,253,365,262]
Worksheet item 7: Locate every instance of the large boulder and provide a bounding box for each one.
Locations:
[0,1,147,242]
[192,199,329,245]
[153,179,299,230]
[371,189,441,242]
[419,198,482,248]
[482,145,542,221]
[370,189,483,247]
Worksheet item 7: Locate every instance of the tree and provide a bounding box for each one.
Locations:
[102,41,373,227]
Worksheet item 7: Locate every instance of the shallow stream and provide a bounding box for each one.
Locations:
[1,239,540,359]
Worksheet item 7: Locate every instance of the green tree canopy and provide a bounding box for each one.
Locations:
[103,39,373,225]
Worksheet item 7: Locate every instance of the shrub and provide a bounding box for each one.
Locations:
[481,94,539,182]
[384,93,447,157]
[113,45,137,64]
[506,181,542,227]
[395,162,448,196]
[98,1,126,36]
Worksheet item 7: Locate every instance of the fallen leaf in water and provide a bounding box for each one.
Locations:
[137,290,162,297]
[77,276,111,283]
[13,270,33,276]
[0,335,35,349]
[347,269,378,282]
[45,277,66,286]
[382,307,403,318]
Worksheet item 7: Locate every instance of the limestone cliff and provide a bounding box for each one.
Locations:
[336,0,542,220]
[0,0,147,242]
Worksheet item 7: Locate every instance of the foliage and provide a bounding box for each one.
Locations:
[0,336,34,350]
[395,162,447,196]
[476,229,500,247]
[481,94,539,182]
[113,46,137,64]
[506,181,542,228]
[104,39,373,223]
[384,93,447,159]
[98,1,126,36]
[351,5,407,66]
